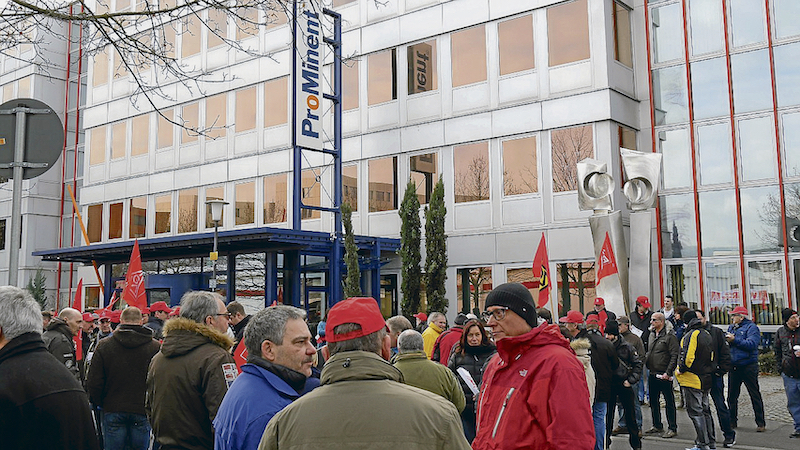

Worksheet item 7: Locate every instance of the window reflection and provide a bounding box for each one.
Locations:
[178,188,198,233]
[498,15,534,75]
[502,136,538,196]
[458,267,493,315]
[552,125,593,192]
[264,174,287,224]
[129,196,146,238]
[264,77,288,128]
[555,262,595,316]
[182,17,201,58]
[697,122,733,186]
[665,262,699,311]
[699,189,739,256]
[207,8,227,49]
[265,7,289,30]
[235,8,259,40]
[93,48,108,87]
[783,113,800,177]
[659,128,692,189]
[774,42,800,108]
[155,194,171,234]
[343,60,359,111]
[205,186,224,228]
[653,65,689,125]
[547,0,590,66]
[410,153,437,204]
[90,126,106,166]
[206,93,226,139]
[302,169,321,219]
[407,40,437,94]
[368,157,397,212]
[651,3,684,64]
[112,122,126,159]
[236,86,257,132]
[613,3,632,68]
[774,0,800,39]
[688,0,723,56]
[451,25,487,87]
[109,202,123,240]
[157,109,173,149]
[729,0,765,48]
[706,261,740,325]
[132,115,149,156]
[368,50,397,105]
[343,165,358,212]
[87,204,103,243]
[747,261,785,325]
[660,194,698,258]
[738,116,776,182]
[235,181,255,225]
[691,57,729,120]
[454,142,490,203]
[740,186,781,254]
[731,49,773,114]
[181,103,199,144]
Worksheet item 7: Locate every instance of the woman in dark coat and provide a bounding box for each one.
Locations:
[447,319,496,442]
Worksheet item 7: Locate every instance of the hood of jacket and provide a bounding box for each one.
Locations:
[160,317,233,358]
[685,317,704,332]
[496,323,573,362]
[570,337,592,355]
[320,350,403,385]
[111,324,157,349]
[45,317,73,338]
[394,351,427,363]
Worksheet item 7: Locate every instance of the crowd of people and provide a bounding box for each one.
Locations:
[0,283,799,450]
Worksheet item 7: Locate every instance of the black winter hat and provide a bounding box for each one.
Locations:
[605,320,620,336]
[682,309,697,325]
[485,282,538,328]
[454,313,468,326]
[782,308,798,324]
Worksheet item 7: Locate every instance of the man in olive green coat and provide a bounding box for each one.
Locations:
[259,297,470,450]
[393,329,465,413]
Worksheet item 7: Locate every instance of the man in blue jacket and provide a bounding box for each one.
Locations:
[214,305,320,450]
[726,306,766,432]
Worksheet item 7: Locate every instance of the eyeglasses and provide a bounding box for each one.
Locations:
[215,312,231,319]
[481,307,508,322]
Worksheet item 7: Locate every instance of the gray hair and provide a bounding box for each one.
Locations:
[397,329,424,353]
[328,323,386,356]
[0,286,43,340]
[180,291,224,324]
[428,312,445,324]
[244,305,306,357]
[386,315,412,335]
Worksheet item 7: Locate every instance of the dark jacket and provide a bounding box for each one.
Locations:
[727,318,760,367]
[774,325,800,378]
[629,309,653,350]
[676,318,714,390]
[646,327,679,375]
[577,328,619,403]
[42,318,78,379]
[447,343,496,412]
[86,324,161,415]
[432,325,463,365]
[621,329,645,362]
[231,314,251,350]
[704,322,732,376]
[611,336,643,386]
[146,318,236,450]
[144,316,165,340]
[0,332,100,450]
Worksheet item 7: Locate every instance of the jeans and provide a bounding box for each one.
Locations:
[617,382,643,429]
[783,374,800,432]
[607,384,641,449]
[461,406,476,443]
[102,412,151,450]
[592,401,607,450]
[710,374,735,441]
[683,386,715,450]
[728,362,766,427]
[648,373,677,431]
[639,366,649,403]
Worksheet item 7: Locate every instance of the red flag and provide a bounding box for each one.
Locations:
[122,240,147,310]
[596,232,619,281]
[532,235,551,308]
[233,339,248,373]
[72,279,83,361]
[104,291,118,311]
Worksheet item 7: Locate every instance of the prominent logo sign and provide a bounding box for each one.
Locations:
[295,1,324,150]
[407,42,432,94]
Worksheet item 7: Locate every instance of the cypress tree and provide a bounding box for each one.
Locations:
[398,179,422,316]
[425,176,447,314]
[342,202,362,298]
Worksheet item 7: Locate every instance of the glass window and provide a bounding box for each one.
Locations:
[783,112,800,177]
[739,116,776,182]
[178,188,198,233]
[551,125,593,192]
[699,189,739,256]
[697,122,733,185]
[343,60,359,111]
[659,128,692,189]
[206,93,226,139]
[131,115,149,156]
[498,15,534,75]
[333,0,356,6]
[774,0,800,39]
[747,260,786,325]
[343,165,358,212]
[368,157,397,212]
[109,202,123,239]
[129,196,146,238]
[116,0,130,11]
[157,108,173,149]
[160,22,176,60]
[506,267,540,306]
[111,122,126,159]
[236,8,259,40]
[181,102,199,144]
[207,8,227,49]
[502,136,538,196]
[90,126,106,166]
[740,186,781,254]
[691,57,729,120]
[113,50,128,79]
[205,186,224,228]
[653,65,689,125]
[93,48,108,86]
[263,174,287,224]
[265,7,289,30]
[457,267,493,315]
[407,40,437,95]
[235,181,255,225]
[236,86,257,132]
[547,0,590,66]
[660,193,698,258]
[155,194,171,234]
[731,49,773,114]
[87,204,103,243]
[454,141,490,203]
[665,263,700,311]
[688,0,724,56]
[302,169,321,219]
[613,3,632,68]
[729,0,766,48]
[451,25,487,87]
[787,183,800,245]
[368,50,397,105]
[706,261,741,325]
[619,126,636,150]
[774,42,800,108]
[182,17,201,57]
[264,76,288,127]
[555,262,595,316]
[410,153,437,204]
[651,2,685,64]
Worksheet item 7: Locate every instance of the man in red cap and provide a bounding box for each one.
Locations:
[587,297,616,334]
[259,297,470,450]
[726,306,766,432]
[412,312,427,333]
[144,301,172,339]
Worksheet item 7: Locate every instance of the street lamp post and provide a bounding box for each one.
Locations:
[206,199,228,291]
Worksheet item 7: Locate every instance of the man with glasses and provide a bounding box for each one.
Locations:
[146,291,237,450]
[472,283,595,450]
[644,312,679,439]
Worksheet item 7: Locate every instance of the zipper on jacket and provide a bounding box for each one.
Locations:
[492,388,515,439]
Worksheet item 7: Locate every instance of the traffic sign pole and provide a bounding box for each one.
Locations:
[8,108,26,286]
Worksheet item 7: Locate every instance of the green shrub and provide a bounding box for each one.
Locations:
[758,351,779,375]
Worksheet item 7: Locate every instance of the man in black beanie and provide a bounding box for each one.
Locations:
[473,283,595,449]
[774,308,800,438]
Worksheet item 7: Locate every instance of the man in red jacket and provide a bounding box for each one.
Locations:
[473,282,595,450]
